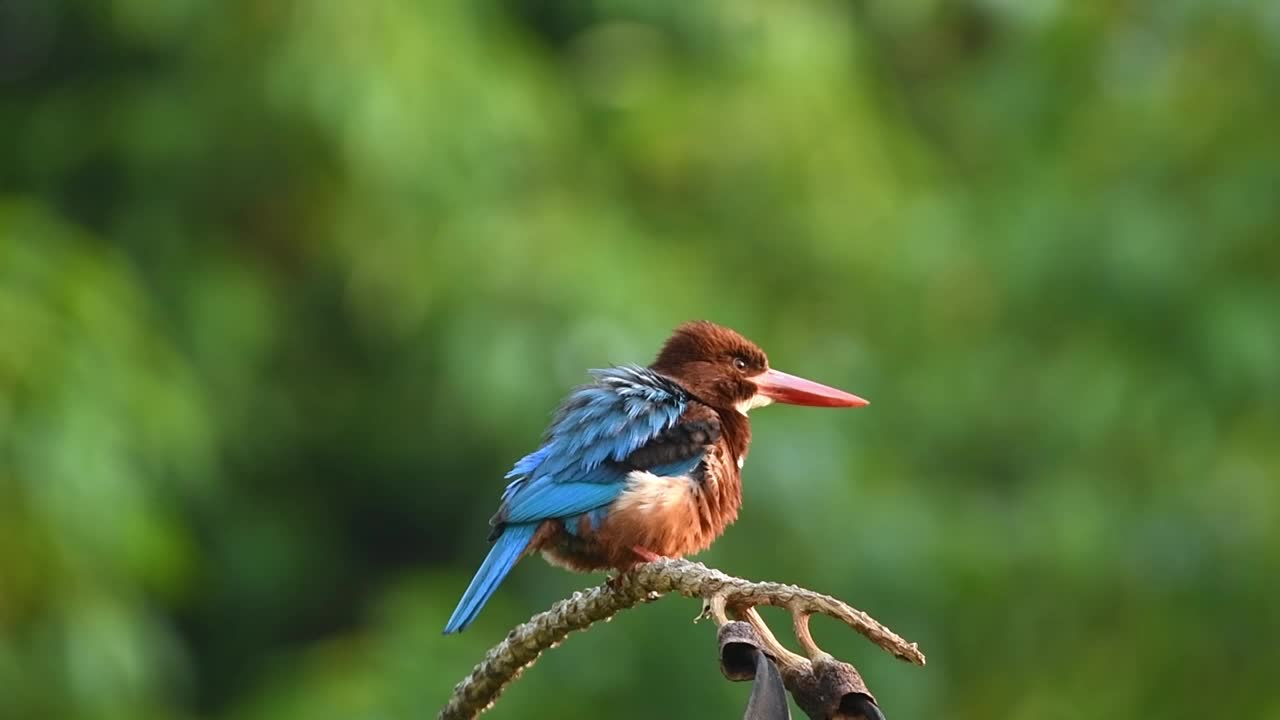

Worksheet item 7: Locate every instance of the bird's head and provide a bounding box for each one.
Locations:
[651,321,868,415]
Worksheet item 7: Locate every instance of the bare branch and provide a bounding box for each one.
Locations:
[438,558,924,720]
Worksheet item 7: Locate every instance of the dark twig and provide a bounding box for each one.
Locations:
[438,558,924,720]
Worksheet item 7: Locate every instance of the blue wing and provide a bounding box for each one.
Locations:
[444,366,705,633]
[493,365,692,526]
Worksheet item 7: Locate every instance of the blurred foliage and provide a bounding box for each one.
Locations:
[2,0,1279,718]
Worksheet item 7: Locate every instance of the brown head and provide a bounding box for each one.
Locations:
[650,321,868,414]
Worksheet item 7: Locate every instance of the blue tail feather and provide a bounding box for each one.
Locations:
[443,523,538,634]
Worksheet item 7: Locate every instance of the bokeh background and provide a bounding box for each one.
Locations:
[3,1,1279,718]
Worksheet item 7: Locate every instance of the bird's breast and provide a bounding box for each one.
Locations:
[594,445,743,562]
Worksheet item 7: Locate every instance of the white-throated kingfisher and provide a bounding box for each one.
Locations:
[443,321,868,634]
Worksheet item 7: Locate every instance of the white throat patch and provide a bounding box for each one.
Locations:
[734,392,774,416]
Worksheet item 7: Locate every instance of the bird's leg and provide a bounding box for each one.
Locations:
[631,545,662,563]
[605,547,663,590]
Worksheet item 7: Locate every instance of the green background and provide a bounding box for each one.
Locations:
[3,1,1278,718]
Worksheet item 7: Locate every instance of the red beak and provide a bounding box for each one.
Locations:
[754,369,869,408]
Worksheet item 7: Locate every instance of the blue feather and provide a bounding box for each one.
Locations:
[564,506,614,537]
[501,481,626,524]
[647,454,705,478]
[497,367,688,523]
[443,523,539,634]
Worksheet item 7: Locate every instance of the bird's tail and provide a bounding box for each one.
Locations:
[443,523,538,634]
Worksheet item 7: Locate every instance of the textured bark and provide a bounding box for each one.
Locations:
[438,558,924,720]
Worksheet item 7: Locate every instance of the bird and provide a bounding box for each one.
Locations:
[443,320,868,634]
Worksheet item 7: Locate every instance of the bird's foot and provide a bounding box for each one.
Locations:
[605,547,664,589]
[631,545,662,563]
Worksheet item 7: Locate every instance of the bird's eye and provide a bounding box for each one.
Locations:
[733,357,748,371]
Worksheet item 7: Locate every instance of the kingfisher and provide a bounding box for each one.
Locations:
[443,321,868,634]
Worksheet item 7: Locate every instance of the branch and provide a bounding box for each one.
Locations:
[438,558,924,720]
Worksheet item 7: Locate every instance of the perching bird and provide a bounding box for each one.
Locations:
[443,321,868,634]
